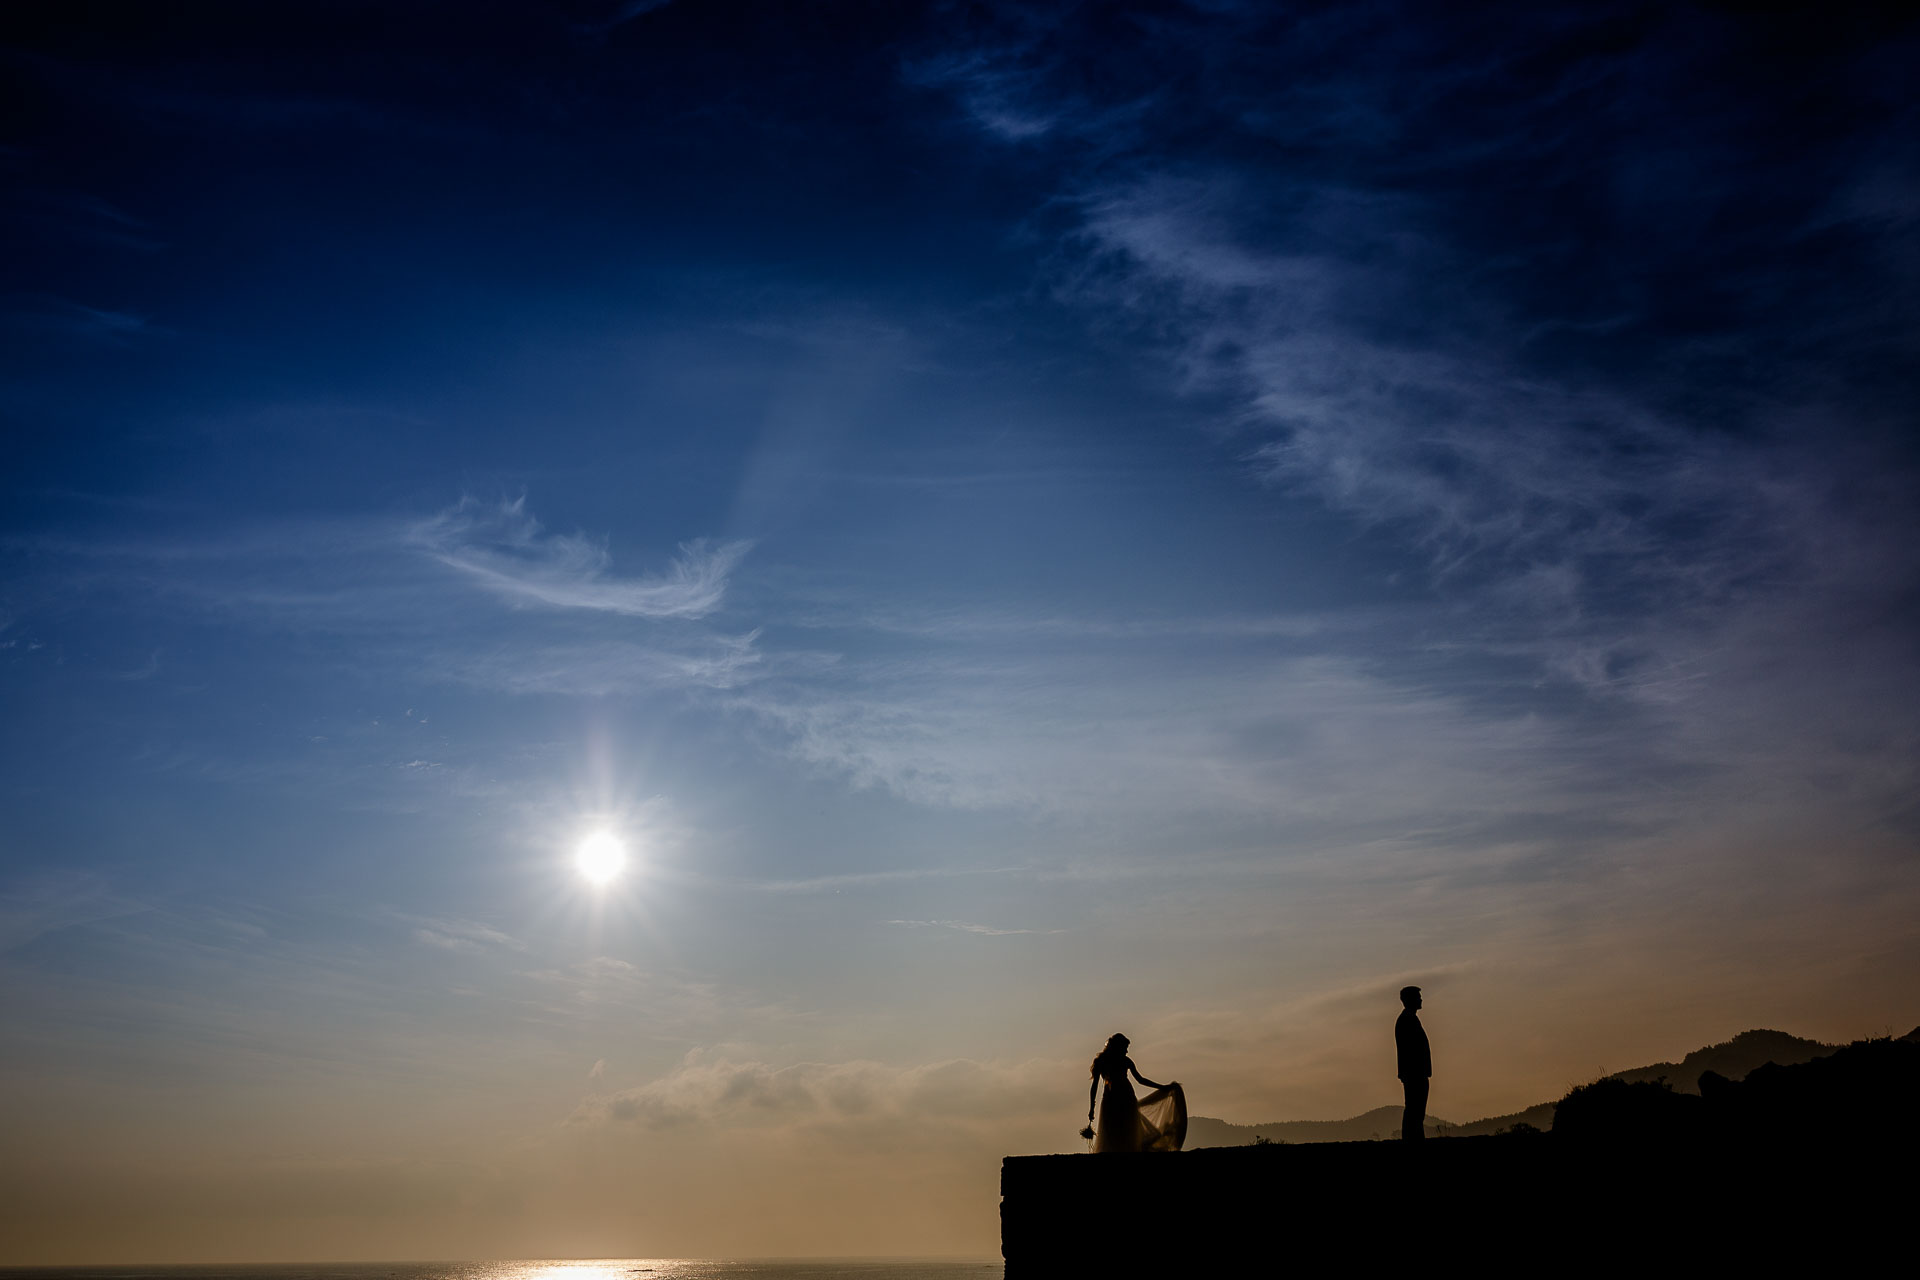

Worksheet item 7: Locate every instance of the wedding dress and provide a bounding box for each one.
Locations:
[1094,1065,1187,1152]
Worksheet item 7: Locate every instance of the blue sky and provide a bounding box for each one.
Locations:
[3,0,1918,1260]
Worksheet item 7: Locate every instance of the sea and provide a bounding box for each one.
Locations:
[0,1264,1001,1280]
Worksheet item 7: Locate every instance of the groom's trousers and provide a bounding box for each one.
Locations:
[1401,1076,1428,1141]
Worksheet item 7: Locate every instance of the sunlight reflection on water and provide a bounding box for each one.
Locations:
[501,1264,658,1280]
[463,1261,997,1280]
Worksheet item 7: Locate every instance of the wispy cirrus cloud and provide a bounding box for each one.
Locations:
[6,495,763,702]
[514,957,796,1043]
[1075,173,1811,607]
[573,0,680,39]
[887,919,1058,936]
[921,3,1919,633]
[896,1,1920,858]
[717,864,1022,895]
[429,633,763,695]
[1052,151,1920,845]
[409,496,751,619]
[732,648,1601,830]
[0,872,148,955]
[904,48,1060,142]
[403,914,525,954]
[1,294,151,343]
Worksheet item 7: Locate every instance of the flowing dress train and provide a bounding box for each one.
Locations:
[1093,1071,1187,1152]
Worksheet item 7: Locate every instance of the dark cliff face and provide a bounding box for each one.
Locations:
[1001,1123,1911,1274]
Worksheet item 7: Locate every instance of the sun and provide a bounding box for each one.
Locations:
[575,831,627,886]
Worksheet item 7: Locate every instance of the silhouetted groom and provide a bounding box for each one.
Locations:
[1396,985,1430,1142]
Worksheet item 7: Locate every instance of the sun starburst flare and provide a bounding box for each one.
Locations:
[575,831,627,886]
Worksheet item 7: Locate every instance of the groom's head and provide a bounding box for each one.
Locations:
[1399,986,1422,1010]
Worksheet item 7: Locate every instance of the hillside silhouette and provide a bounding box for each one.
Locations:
[1189,1026,1840,1145]
[1452,1026,1836,1136]
[1553,1031,1920,1146]
[1187,1105,1457,1146]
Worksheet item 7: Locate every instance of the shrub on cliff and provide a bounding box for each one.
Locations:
[1551,1076,1702,1143]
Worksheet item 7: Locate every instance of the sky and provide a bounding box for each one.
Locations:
[3,0,1918,1262]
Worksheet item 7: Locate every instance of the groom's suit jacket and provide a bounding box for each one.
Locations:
[1396,1009,1431,1081]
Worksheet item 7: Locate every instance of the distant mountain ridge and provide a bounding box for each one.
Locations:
[1187,1105,1447,1147]
[1189,1027,1845,1147]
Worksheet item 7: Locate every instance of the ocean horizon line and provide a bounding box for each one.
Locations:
[0,1258,1003,1276]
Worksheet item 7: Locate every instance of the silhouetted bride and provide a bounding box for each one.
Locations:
[1083,1033,1186,1152]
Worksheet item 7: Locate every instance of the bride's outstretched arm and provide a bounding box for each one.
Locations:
[1127,1059,1172,1091]
[1087,1077,1098,1124]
